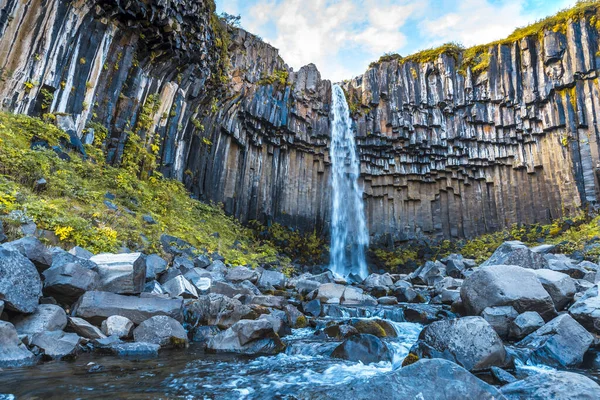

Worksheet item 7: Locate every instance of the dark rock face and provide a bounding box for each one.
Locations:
[331,334,392,364]
[501,371,600,400]
[206,319,285,355]
[0,247,42,313]
[302,359,503,400]
[3,0,600,243]
[407,316,506,371]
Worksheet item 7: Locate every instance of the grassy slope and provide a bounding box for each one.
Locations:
[0,112,284,266]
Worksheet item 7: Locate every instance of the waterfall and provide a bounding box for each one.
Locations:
[329,84,369,280]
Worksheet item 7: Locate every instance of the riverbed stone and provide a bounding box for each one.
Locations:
[460,264,556,320]
[207,319,285,355]
[0,321,37,368]
[516,313,593,367]
[508,311,545,340]
[331,333,391,364]
[133,315,188,348]
[501,370,600,399]
[533,269,576,310]
[568,285,600,333]
[67,317,106,339]
[257,270,286,290]
[73,291,183,325]
[481,306,518,339]
[42,261,99,304]
[90,252,146,294]
[12,304,67,334]
[110,342,160,358]
[407,316,506,371]
[183,294,254,331]
[101,315,135,339]
[410,261,446,286]
[0,247,42,313]
[30,330,82,360]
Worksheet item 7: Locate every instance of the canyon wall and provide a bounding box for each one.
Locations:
[1,0,600,245]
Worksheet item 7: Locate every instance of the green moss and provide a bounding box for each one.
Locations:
[402,352,419,367]
[253,222,326,265]
[403,42,464,65]
[294,315,308,329]
[352,320,387,338]
[258,69,290,87]
[0,112,283,265]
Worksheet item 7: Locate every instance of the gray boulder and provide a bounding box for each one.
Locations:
[0,321,37,368]
[250,295,287,309]
[42,262,99,304]
[482,241,547,269]
[67,316,106,339]
[481,306,518,339]
[569,285,600,333]
[533,269,576,310]
[460,264,556,320]
[133,315,188,348]
[0,247,42,313]
[31,330,82,360]
[68,246,94,259]
[145,254,168,281]
[407,316,506,371]
[162,275,198,299]
[363,273,394,290]
[516,314,593,367]
[284,304,307,328]
[341,286,377,306]
[210,280,254,298]
[183,294,254,330]
[207,319,285,355]
[294,278,321,295]
[411,260,446,286]
[303,299,321,317]
[509,311,545,340]
[101,315,134,339]
[501,371,600,400]
[331,333,392,364]
[50,247,97,270]
[226,266,259,283]
[545,254,587,278]
[258,311,291,337]
[12,304,67,334]
[2,237,53,271]
[193,254,211,269]
[302,358,503,400]
[90,252,146,294]
[73,291,183,325]
[257,270,286,290]
[445,254,467,278]
[315,283,345,303]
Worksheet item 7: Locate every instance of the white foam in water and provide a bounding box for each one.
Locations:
[514,358,557,374]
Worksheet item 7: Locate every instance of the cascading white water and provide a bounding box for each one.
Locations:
[329,84,369,280]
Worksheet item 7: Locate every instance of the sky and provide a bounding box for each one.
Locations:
[215,0,576,82]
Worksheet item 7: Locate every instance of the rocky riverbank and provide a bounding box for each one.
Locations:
[1,231,600,398]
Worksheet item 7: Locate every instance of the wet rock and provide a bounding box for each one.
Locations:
[481,241,547,270]
[42,262,99,304]
[73,291,183,325]
[163,275,198,299]
[393,281,421,303]
[226,266,259,283]
[190,325,220,344]
[294,279,321,295]
[0,321,37,368]
[481,306,518,339]
[12,304,67,335]
[0,247,42,313]
[363,273,393,290]
[133,315,188,348]
[109,342,160,358]
[407,316,506,371]
[314,283,345,303]
[324,324,359,339]
[341,286,377,306]
[568,285,600,333]
[145,254,168,281]
[258,312,291,337]
[101,315,134,339]
[183,294,253,330]
[501,371,600,399]
[490,366,516,385]
[207,319,285,355]
[508,311,545,340]
[2,237,53,271]
[284,305,307,328]
[378,296,398,305]
[403,304,445,324]
[350,319,396,338]
[331,333,391,364]
[460,264,556,320]
[257,270,286,290]
[533,269,576,310]
[410,261,446,286]
[302,299,322,317]
[516,314,592,367]
[250,295,287,309]
[31,330,82,360]
[67,317,106,339]
[91,253,146,294]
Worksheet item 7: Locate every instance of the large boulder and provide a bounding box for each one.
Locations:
[481,306,518,339]
[30,330,82,360]
[90,253,146,294]
[569,285,600,333]
[410,261,446,286]
[206,319,285,355]
[501,371,600,399]
[2,237,53,271]
[406,316,506,371]
[226,266,259,283]
[42,262,99,304]
[516,314,593,367]
[257,270,286,290]
[331,334,391,364]
[533,269,576,310]
[545,254,587,278]
[12,304,67,334]
[145,254,168,281]
[341,286,377,306]
[183,294,254,331]
[481,241,547,269]
[363,273,393,290]
[162,275,198,299]
[508,311,545,340]
[0,247,42,313]
[101,315,134,339]
[460,265,556,320]
[72,291,183,325]
[67,317,106,339]
[314,283,346,303]
[133,315,188,348]
[0,321,37,368]
[302,359,503,400]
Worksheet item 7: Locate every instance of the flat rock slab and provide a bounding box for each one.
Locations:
[90,253,146,294]
[12,304,67,334]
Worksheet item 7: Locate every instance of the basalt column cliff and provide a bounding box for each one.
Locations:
[1,0,600,245]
